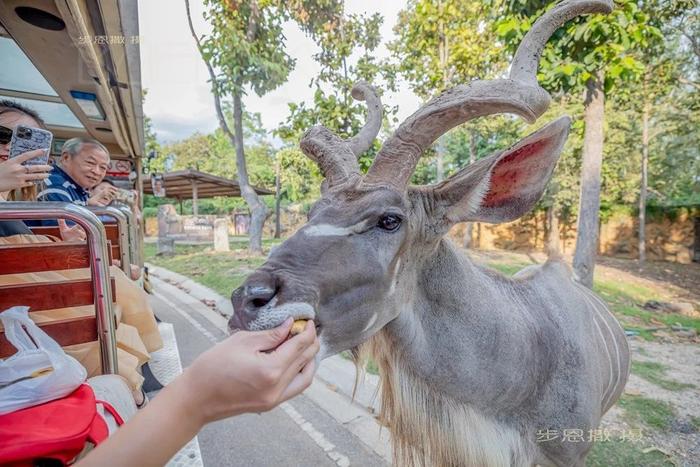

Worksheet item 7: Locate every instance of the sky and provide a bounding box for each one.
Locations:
[137,0,422,145]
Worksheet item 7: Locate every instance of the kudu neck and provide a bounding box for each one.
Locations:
[379,237,539,410]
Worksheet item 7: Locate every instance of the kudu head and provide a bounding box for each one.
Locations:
[230,0,613,359]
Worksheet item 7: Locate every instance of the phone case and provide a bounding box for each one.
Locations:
[9,125,53,166]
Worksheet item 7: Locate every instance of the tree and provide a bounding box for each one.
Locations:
[390,0,507,181]
[390,0,511,246]
[277,8,396,170]
[640,3,699,261]
[496,0,663,286]
[185,0,293,253]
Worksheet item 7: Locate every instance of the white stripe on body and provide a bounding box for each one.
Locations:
[585,288,625,409]
[573,282,621,411]
[574,284,614,409]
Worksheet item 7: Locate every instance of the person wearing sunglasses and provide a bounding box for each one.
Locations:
[0,100,53,236]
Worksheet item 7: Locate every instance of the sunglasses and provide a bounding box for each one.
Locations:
[0,125,12,145]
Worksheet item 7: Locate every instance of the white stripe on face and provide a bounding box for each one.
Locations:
[388,258,402,295]
[362,312,379,333]
[303,220,370,237]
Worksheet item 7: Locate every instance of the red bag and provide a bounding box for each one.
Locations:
[0,384,121,466]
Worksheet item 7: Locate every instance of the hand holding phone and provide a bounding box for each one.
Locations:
[0,149,52,191]
[9,125,52,166]
[88,184,119,206]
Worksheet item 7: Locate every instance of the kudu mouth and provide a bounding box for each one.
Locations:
[229,271,318,334]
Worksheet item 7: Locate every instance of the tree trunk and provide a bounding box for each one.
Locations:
[639,76,650,263]
[693,216,700,263]
[185,0,267,254]
[233,93,268,253]
[274,156,281,239]
[546,204,561,255]
[573,71,605,288]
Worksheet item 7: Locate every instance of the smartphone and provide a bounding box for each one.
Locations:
[113,188,136,205]
[9,125,53,166]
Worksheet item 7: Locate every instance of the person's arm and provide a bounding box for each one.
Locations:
[78,318,319,467]
[0,149,51,192]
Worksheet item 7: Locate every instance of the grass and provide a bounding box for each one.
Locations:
[587,439,675,467]
[587,395,680,465]
[485,261,533,276]
[593,277,700,340]
[144,240,280,297]
[631,361,695,391]
[483,253,700,341]
[618,395,676,431]
[691,416,700,431]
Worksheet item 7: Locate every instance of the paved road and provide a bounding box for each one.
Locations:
[148,278,387,467]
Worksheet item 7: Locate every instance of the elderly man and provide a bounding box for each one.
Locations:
[36,137,117,239]
[38,137,116,205]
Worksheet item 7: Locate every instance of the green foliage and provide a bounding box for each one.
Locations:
[631,361,695,391]
[390,0,505,99]
[276,147,322,202]
[159,108,275,188]
[201,0,295,98]
[495,0,663,94]
[277,6,397,168]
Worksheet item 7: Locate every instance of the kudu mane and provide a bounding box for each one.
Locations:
[355,330,534,467]
[296,1,620,466]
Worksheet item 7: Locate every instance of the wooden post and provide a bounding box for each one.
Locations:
[191,179,198,216]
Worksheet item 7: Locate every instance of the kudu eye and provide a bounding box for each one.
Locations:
[377,214,402,232]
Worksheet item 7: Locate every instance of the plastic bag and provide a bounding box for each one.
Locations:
[0,306,87,415]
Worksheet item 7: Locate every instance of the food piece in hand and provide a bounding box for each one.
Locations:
[290,319,307,336]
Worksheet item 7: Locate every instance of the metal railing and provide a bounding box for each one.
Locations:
[86,206,131,276]
[0,202,118,374]
[114,204,142,269]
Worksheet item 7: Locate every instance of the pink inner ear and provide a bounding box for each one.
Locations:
[481,138,554,208]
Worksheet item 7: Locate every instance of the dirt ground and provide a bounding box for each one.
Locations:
[596,256,700,304]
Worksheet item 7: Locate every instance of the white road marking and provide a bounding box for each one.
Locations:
[154,291,219,344]
[280,402,351,467]
[154,286,352,465]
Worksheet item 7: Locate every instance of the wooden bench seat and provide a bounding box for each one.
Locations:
[29,224,122,266]
[0,241,116,359]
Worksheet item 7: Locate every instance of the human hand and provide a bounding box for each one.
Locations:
[0,149,51,191]
[88,184,119,206]
[58,219,86,242]
[178,318,319,425]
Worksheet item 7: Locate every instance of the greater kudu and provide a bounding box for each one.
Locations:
[229,1,629,465]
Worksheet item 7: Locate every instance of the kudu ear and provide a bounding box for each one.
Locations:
[432,116,570,225]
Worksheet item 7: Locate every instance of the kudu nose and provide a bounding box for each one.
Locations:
[230,273,278,328]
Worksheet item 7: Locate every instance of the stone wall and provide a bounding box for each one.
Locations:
[448,210,696,263]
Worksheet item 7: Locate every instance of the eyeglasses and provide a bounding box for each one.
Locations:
[0,125,12,145]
